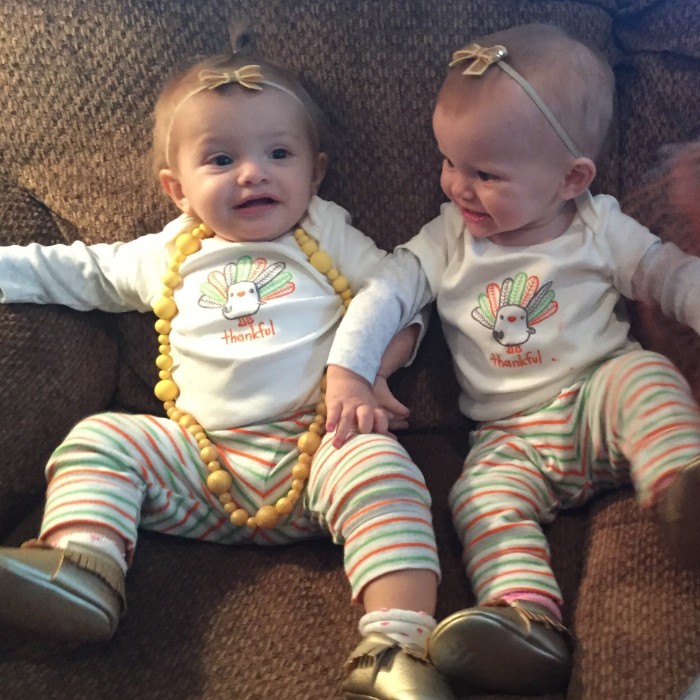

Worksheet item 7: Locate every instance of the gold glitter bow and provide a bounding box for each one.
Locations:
[449,43,508,76]
[198,64,264,91]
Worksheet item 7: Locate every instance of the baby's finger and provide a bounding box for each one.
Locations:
[373,408,390,436]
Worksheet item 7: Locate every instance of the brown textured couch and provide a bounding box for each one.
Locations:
[1,1,699,698]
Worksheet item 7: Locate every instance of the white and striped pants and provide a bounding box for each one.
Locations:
[450,350,700,605]
[40,408,439,600]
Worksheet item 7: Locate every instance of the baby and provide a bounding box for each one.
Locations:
[325,22,700,696]
[0,42,455,700]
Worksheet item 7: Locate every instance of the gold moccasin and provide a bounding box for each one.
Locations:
[428,600,572,695]
[0,540,125,642]
[656,457,700,570]
[342,632,456,700]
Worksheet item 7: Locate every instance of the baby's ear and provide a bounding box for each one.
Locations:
[561,157,597,200]
[159,169,191,213]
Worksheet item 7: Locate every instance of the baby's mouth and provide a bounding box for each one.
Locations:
[236,197,277,209]
[461,207,489,222]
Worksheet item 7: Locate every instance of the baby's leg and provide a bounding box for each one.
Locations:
[306,431,454,700]
[429,428,572,695]
[0,411,226,642]
[583,349,700,569]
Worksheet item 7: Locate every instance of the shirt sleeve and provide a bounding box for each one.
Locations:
[632,239,700,335]
[0,225,176,312]
[327,247,432,383]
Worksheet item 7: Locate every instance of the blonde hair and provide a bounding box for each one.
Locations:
[441,23,615,160]
[151,51,328,176]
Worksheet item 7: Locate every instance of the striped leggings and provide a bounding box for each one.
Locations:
[451,350,700,606]
[40,409,439,600]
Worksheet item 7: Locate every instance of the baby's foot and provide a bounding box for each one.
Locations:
[0,540,125,642]
[656,457,700,570]
[428,600,572,695]
[342,632,456,700]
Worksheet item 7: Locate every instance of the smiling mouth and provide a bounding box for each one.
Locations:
[462,207,489,221]
[236,197,277,209]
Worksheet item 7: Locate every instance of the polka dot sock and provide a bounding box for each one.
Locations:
[359,608,436,652]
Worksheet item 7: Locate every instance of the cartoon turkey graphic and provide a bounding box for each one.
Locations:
[198,256,295,326]
[471,273,558,353]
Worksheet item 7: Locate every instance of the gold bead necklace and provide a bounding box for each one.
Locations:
[152,222,352,530]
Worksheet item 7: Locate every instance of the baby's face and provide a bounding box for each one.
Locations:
[166,88,325,243]
[433,84,577,246]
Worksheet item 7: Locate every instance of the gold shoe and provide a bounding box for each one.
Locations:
[0,540,125,642]
[342,632,456,700]
[656,458,700,570]
[428,601,572,695]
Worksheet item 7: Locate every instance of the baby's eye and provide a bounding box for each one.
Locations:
[271,148,290,160]
[477,171,493,182]
[210,154,233,167]
[443,157,455,168]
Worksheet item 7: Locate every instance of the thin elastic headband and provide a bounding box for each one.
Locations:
[164,64,308,167]
[449,43,583,158]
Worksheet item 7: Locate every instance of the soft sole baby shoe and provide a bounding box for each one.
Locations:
[428,600,572,695]
[342,632,456,700]
[656,458,700,570]
[0,540,125,642]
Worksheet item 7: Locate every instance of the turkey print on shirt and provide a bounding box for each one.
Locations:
[471,273,558,355]
[198,256,295,327]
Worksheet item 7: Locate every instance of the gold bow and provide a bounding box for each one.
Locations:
[198,64,265,91]
[449,43,508,76]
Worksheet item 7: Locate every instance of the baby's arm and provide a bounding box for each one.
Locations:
[326,248,432,445]
[631,146,700,334]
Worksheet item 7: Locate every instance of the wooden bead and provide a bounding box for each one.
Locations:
[301,240,319,256]
[153,297,177,320]
[178,414,196,428]
[292,463,310,480]
[230,509,248,526]
[162,270,181,288]
[309,250,333,274]
[332,275,349,293]
[206,470,233,495]
[200,446,218,463]
[156,354,173,370]
[297,431,321,454]
[154,379,179,402]
[176,232,201,256]
[255,506,279,528]
[275,497,294,514]
[155,319,171,334]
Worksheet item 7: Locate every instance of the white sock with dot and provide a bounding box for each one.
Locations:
[359,608,436,652]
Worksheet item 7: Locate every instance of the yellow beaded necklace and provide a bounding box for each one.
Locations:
[152,222,352,530]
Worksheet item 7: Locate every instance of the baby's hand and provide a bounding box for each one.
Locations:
[372,375,410,433]
[325,365,390,448]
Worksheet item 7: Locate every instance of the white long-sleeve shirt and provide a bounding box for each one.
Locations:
[329,192,700,421]
[0,196,387,430]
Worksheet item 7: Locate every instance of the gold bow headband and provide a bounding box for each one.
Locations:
[164,64,307,167]
[449,43,583,158]
[197,65,265,91]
